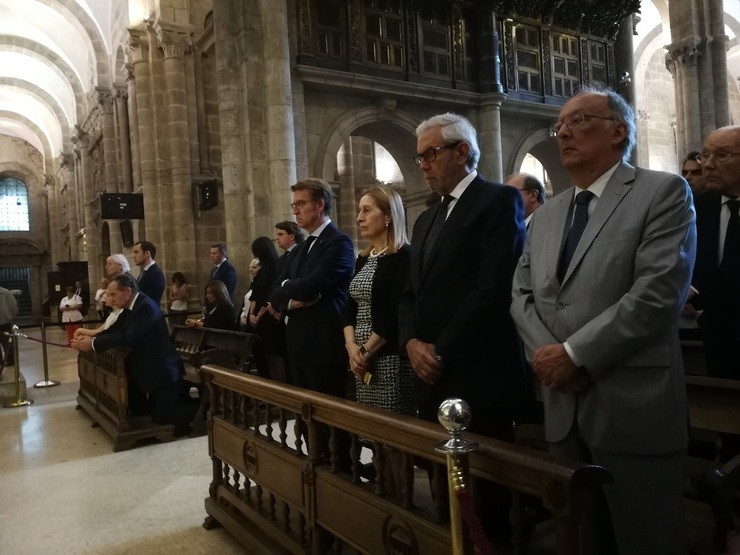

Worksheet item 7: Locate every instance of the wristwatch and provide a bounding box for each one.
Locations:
[359,344,369,357]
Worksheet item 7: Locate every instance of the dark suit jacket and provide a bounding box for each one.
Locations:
[399,175,531,416]
[212,259,237,300]
[270,222,354,378]
[137,263,165,306]
[692,191,740,378]
[94,293,183,393]
[341,245,410,358]
[203,301,238,331]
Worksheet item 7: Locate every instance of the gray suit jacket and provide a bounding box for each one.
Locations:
[511,162,696,455]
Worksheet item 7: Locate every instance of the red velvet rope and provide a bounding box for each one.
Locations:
[455,489,495,555]
[23,335,73,349]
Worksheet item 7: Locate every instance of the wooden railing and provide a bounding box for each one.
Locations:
[201,365,611,554]
[76,348,175,451]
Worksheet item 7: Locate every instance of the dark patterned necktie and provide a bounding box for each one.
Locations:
[719,200,740,290]
[558,190,594,281]
[297,236,316,274]
[422,195,454,271]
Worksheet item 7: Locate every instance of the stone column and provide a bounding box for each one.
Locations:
[156,23,197,275]
[192,49,209,174]
[75,132,101,290]
[707,0,730,130]
[126,64,142,191]
[61,154,77,260]
[666,0,730,155]
[129,28,160,244]
[260,0,297,222]
[115,85,133,193]
[337,137,358,243]
[475,6,504,94]
[45,174,60,264]
[96,88,123,254]
[214,0,253,293]
[478,93,508,182]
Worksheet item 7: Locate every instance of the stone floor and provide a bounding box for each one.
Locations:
[0,324,723,554]
[0,325,244,554]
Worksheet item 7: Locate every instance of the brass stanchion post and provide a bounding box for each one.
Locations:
[436,398,478,555]
[3,325,33,408]
[34,319,60,388]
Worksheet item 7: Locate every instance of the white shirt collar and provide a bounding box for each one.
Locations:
[143,260,156,271]
[573,162,620,200]
[449,170,477,201]
[310,218,332,238]
[128,292,140,309]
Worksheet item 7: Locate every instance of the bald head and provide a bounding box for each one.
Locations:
[701,125,740,197]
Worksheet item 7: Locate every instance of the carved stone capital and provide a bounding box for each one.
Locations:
[114,85,128,103]
[665,39,703,67]
[154,22,193,59]
[128,28,149,64]
[94,87,115,108]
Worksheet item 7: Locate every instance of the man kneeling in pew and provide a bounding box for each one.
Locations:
[72,274,191,436]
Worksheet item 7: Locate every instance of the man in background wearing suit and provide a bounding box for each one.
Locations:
[269,179,354,398]
[505,172,545,227]
[133,240,165,306]
[399,112,531,545]
[209,242,237,300]
[511,88,696,554]
[72,274,189,436]
[691,125,740,381]
[274,220,304,276]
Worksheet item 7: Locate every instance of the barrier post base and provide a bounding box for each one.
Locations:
[33,380,61,388]
[3,399,33,408]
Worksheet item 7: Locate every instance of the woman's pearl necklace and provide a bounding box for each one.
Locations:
[369,246,388,258]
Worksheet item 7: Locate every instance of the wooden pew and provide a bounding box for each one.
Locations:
[76,349,175,451]
[684,374,740,551]
[200,366,611,554]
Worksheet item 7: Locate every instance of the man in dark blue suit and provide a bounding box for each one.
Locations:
[692,125,740,380]
[269,179,354,397]
[399,112,531,546]
[133,240,165,306]
[209,242,237,301]
[72,274,188,435]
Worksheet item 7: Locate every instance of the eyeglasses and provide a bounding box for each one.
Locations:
[290,199,316,210]
[414,143,459,166]
[698,152,740,164]
[549,113,619,137]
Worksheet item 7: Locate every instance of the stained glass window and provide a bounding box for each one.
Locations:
[0,177,30,231]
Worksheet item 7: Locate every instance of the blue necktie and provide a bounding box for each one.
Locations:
[422,195,454,271]
[558,190,594,281]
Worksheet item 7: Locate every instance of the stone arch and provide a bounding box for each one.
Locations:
[0,78,72,152]
[0,35,86,121]
[38,0,112,86]
[114,45,127,86]
[313,105,423,190]
[507,127,570,195]
[0,161,43,193]
[0,111,53,169]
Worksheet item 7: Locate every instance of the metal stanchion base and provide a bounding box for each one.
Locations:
[33,380,61,388]
[3,399,33,408]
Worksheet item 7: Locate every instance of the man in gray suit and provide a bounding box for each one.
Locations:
[511,88,696,554]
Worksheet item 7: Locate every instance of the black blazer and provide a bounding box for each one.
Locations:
[692,191,722,309]
[399,175,531,414]
[341,245,410,358]
[203,301,237,331]
[270,222,354,368]
[94,293,183,393]
[212,260,237,300]
[137,263,165,306]
[692,191,740,377]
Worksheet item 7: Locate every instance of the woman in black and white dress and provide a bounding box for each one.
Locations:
[342,186,414,416]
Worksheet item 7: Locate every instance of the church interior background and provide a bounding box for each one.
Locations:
[0,0,738,320]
